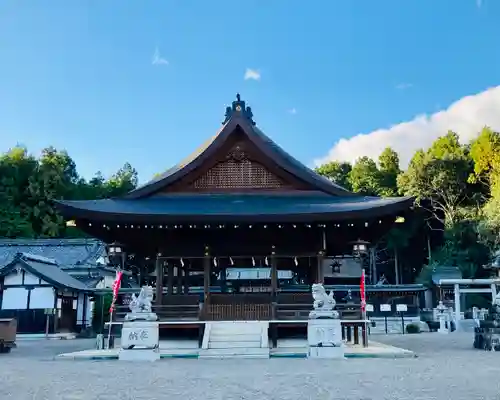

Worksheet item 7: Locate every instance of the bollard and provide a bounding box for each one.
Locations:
[96,334,104,350]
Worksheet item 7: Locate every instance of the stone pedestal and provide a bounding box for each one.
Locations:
[119,320,160,362]
[307,318,344,359]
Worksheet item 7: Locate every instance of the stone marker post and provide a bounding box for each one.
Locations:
[307,283,344,359]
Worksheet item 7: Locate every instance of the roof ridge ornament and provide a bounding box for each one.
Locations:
[223,93,256,125]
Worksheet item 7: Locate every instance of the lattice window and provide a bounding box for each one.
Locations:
[192,158,284,189]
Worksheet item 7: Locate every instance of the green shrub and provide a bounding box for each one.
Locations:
[406,323,421,334]
[92,293,113,334]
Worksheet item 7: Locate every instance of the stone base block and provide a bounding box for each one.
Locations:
[121,321,159,350]
[119,349,160,362]
[309,346,345,359]
[307,318,342,347]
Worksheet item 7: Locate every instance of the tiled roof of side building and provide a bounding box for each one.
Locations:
[0,238,106,268]
[431,265,463,285]
[1,253,91,291]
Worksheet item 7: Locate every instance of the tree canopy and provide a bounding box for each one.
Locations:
[0,146,138,238]
[315,127,500,285]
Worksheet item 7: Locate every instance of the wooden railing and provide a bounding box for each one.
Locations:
[341,320,368,347]
[205,304,271,321]
[114,304,201,321]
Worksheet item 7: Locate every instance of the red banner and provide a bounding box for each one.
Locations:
[109,271,123,313]
[360,269,366,313]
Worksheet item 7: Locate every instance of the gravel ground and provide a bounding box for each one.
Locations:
[1,333,500,400]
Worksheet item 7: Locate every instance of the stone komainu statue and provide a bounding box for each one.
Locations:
[310,283,339,319]
[129,286,154,314]
[312,283,336,311]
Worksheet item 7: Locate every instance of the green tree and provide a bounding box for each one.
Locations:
[397,132,474,228]
[314,161,352,190]
[378,147,400,197]
[105,162,138,197]
[348,156,381,196]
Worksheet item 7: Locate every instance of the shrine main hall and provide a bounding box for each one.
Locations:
[55,94,421,322]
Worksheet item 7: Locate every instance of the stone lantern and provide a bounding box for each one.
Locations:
[436,301,449,334]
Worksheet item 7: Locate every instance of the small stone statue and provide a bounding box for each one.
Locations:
[309,283,339,319]
[343,289,354,303]
[125,286,157,321]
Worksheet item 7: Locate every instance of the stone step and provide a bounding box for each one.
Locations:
[210,325,263,332]
[199,347,269,358]
[200,354,269,359]
[209,331,262,337]
[209,334,262,342]
[208,341,263,349]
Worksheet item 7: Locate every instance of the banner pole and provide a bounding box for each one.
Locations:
[106,307,114,349]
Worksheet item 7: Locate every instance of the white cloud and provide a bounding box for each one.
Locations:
[244,68,261,81]
[314,86,500,168]
[152,47,169,66]
[288,108,297,115]
[395,83,413,90]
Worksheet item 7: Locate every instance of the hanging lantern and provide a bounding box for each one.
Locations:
[230,257,234,265]
[106,242,126,268]
[180,258,185,267]
[265,257,269,266]
[350,239,370,258]
[252,257,256,266]
[294,257,298,266]
[213,257,218,267]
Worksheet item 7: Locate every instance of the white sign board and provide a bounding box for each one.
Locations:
[396,304,408,312]
[365,304,374,312]
[380,304,391,312]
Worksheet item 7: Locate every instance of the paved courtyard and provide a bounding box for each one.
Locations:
[1,333,499,400]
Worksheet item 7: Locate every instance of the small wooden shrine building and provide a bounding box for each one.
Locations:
[55,94,417,321]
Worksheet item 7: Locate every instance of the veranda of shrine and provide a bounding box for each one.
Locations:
[56,95,426,342]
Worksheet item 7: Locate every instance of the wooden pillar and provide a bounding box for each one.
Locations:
[183,261,190,294]
[203,246,211,307]
[155,256,163,306]
[270,245,277,320]
[316,251,324,284]
[167,262,174,296]
[270,246,277,296]
[176,263,182,295]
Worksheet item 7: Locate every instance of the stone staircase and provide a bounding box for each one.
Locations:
[199,321,270,359]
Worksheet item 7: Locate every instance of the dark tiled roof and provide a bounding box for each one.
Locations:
[0,238,105,268]
[0,253,91,291]
[123,102,354,199]
[432,266,463,285]
[55,193,413,223]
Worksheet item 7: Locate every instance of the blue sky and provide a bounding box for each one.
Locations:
[0,0,499,182]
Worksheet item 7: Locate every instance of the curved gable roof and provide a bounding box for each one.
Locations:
[126,96,354,199]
